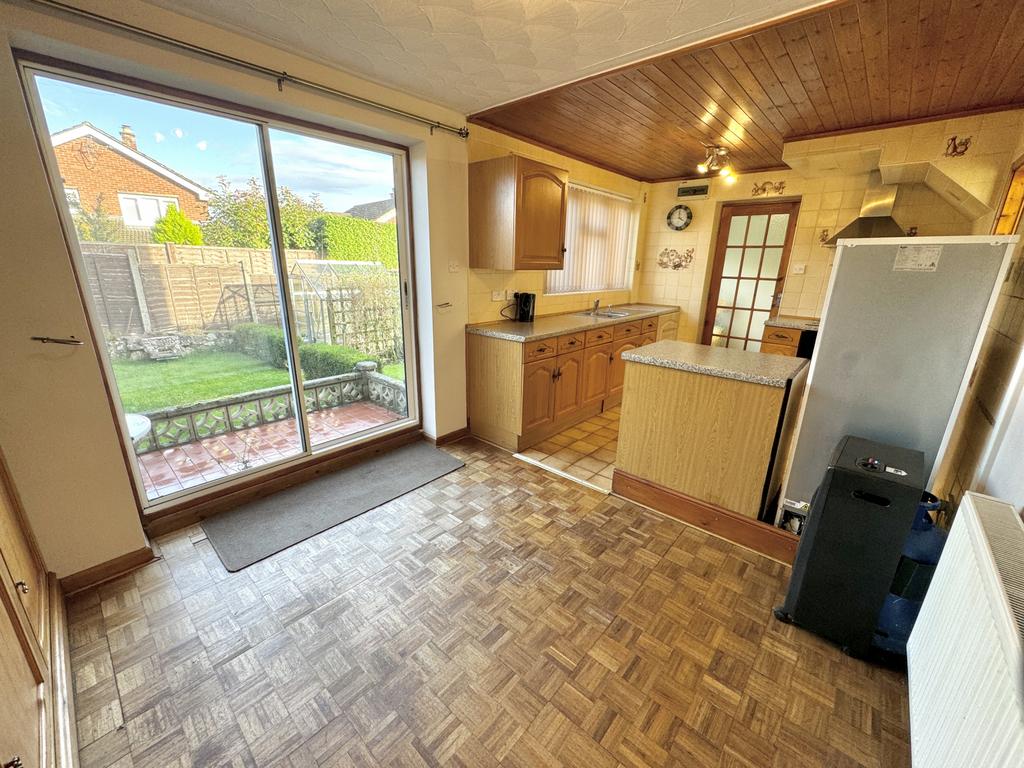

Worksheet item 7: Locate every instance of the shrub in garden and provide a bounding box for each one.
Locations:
[233,323,379,379]
[234,323,287,368]
[153,205,203,245]
[299,344,381,379]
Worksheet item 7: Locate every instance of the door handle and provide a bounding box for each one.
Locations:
[14,581,29,594]
[5,757,24,768]
[31,335,84,346]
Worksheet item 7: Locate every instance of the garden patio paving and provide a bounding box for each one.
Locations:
[137,401,401,500]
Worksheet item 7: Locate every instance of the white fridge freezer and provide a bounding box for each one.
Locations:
[781,236,1017,514]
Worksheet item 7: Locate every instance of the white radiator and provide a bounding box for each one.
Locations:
[907,492,1024,767]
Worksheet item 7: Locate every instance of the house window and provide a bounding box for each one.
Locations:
[117,193,178,226]
[546,184,637,294]
[63,187,81,212]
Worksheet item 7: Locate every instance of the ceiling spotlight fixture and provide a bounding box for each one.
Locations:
[697,144,736,182]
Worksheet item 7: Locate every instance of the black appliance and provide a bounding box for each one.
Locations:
[514,291,536,322]
[774,435,924,657]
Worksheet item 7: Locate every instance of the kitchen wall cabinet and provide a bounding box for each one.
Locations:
[469,154,569,270]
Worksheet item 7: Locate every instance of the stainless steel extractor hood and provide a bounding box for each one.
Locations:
[825,172,907,246]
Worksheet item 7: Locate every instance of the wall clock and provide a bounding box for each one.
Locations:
[667,204,692,231]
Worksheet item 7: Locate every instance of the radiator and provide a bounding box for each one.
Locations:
[907,491,1024,767]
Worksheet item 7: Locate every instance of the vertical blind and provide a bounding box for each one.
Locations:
[547,184,637,294]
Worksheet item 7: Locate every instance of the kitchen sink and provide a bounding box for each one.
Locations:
[574,309,631,318]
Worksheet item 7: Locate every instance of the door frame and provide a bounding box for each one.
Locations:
[701,200,801,346]
[17,55,422,517]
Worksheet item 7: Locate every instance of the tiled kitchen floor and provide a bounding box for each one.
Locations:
[520,407,619,491]
[137,402,401,501]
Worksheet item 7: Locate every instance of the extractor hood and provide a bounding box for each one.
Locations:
[825,172,907,246]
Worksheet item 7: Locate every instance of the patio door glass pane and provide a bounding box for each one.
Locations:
[31,72,304,502]
[266,127,410,450]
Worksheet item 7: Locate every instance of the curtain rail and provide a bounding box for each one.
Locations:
[26,0,470,139]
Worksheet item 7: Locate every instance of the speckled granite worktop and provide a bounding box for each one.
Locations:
[764,315,819,331]
[622,340,808,388]
[466,304,679,342]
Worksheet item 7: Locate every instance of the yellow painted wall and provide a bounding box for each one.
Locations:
[0,0,470,575]
[466,126,651,324]
[634,110,1024,340]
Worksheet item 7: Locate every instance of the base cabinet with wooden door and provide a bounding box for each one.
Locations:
[467,309,682,451]
[469,154,569,270]
[0,450,74,768]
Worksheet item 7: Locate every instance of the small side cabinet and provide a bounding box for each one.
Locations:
[469,154,569,270]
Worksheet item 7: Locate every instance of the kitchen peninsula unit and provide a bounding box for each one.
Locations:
[612,340,808,563]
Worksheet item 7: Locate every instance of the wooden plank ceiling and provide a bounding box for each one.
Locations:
[469,0,1024,182]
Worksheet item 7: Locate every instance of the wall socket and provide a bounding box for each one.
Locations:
[491,289,513,302]
[791,263,807,275]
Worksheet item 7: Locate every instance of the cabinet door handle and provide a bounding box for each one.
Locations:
[5,757,24,768]
[14,581,29,594]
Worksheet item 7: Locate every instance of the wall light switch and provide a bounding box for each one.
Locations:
[491,291,505,302]
[448,261,461,273]
[791,263,807,275]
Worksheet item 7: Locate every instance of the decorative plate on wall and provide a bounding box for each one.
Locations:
[667,204,692,231]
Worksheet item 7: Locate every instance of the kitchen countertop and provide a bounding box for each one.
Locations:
[622,340,808,388]
[465,304,679,342]
[764,315,819,331]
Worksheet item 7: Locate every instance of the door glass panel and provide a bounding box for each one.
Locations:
[762,247,784,279]
[736,279,756,308]
[731,309,751,337]
[33,72,303,503]
[266,127,410,451]
[749,311,770,342]
[746,214,769,245]
[747,340,761,352]
[741,248,762,277]
[726,337,744,349]
[711,335,727,347]
[718,278,737,306]
[754,281,775,310]
[766,214,789,245]
[727,215,748,246]
[714,309,733,336]
[723,248,742,276]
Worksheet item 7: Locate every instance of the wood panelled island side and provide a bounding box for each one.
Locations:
[612,340,808,563]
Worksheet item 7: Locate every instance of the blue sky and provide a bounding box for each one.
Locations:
[34,74,396,212]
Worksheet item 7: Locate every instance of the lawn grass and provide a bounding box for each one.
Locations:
[113,351,407,412]
[113,351,290,412]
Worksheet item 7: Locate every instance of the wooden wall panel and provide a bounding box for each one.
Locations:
[471,0,1024,181]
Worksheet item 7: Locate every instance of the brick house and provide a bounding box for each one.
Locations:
[51,122,209,226]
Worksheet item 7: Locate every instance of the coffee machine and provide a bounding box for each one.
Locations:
[514,292,536,322]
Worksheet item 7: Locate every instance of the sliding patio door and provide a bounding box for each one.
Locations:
[265,127,412,451]
[23,63,418,509]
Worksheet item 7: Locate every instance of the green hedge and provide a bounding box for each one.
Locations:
[233,324,380,379]
[313,214,398,268]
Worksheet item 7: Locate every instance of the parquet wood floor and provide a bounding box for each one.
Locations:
[67,439,910,768]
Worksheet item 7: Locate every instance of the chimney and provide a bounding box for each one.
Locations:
[120,124,137,150]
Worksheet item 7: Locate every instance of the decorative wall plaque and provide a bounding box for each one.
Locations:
[752,180,786,196]
[658,248,694,270]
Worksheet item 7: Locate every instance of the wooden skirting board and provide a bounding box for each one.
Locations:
[59,545,156,595]
[612,469,798,564]
[429,426,471,446]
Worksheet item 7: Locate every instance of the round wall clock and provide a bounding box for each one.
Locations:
[667,204,693,231]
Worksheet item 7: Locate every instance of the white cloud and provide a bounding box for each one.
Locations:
[196,140,208,151]
[154,131,165,143]
[173,127,184,138]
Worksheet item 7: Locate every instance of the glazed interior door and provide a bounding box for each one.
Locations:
[702,201,800,351]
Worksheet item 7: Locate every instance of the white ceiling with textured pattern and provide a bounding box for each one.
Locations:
[140,0,830,113]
